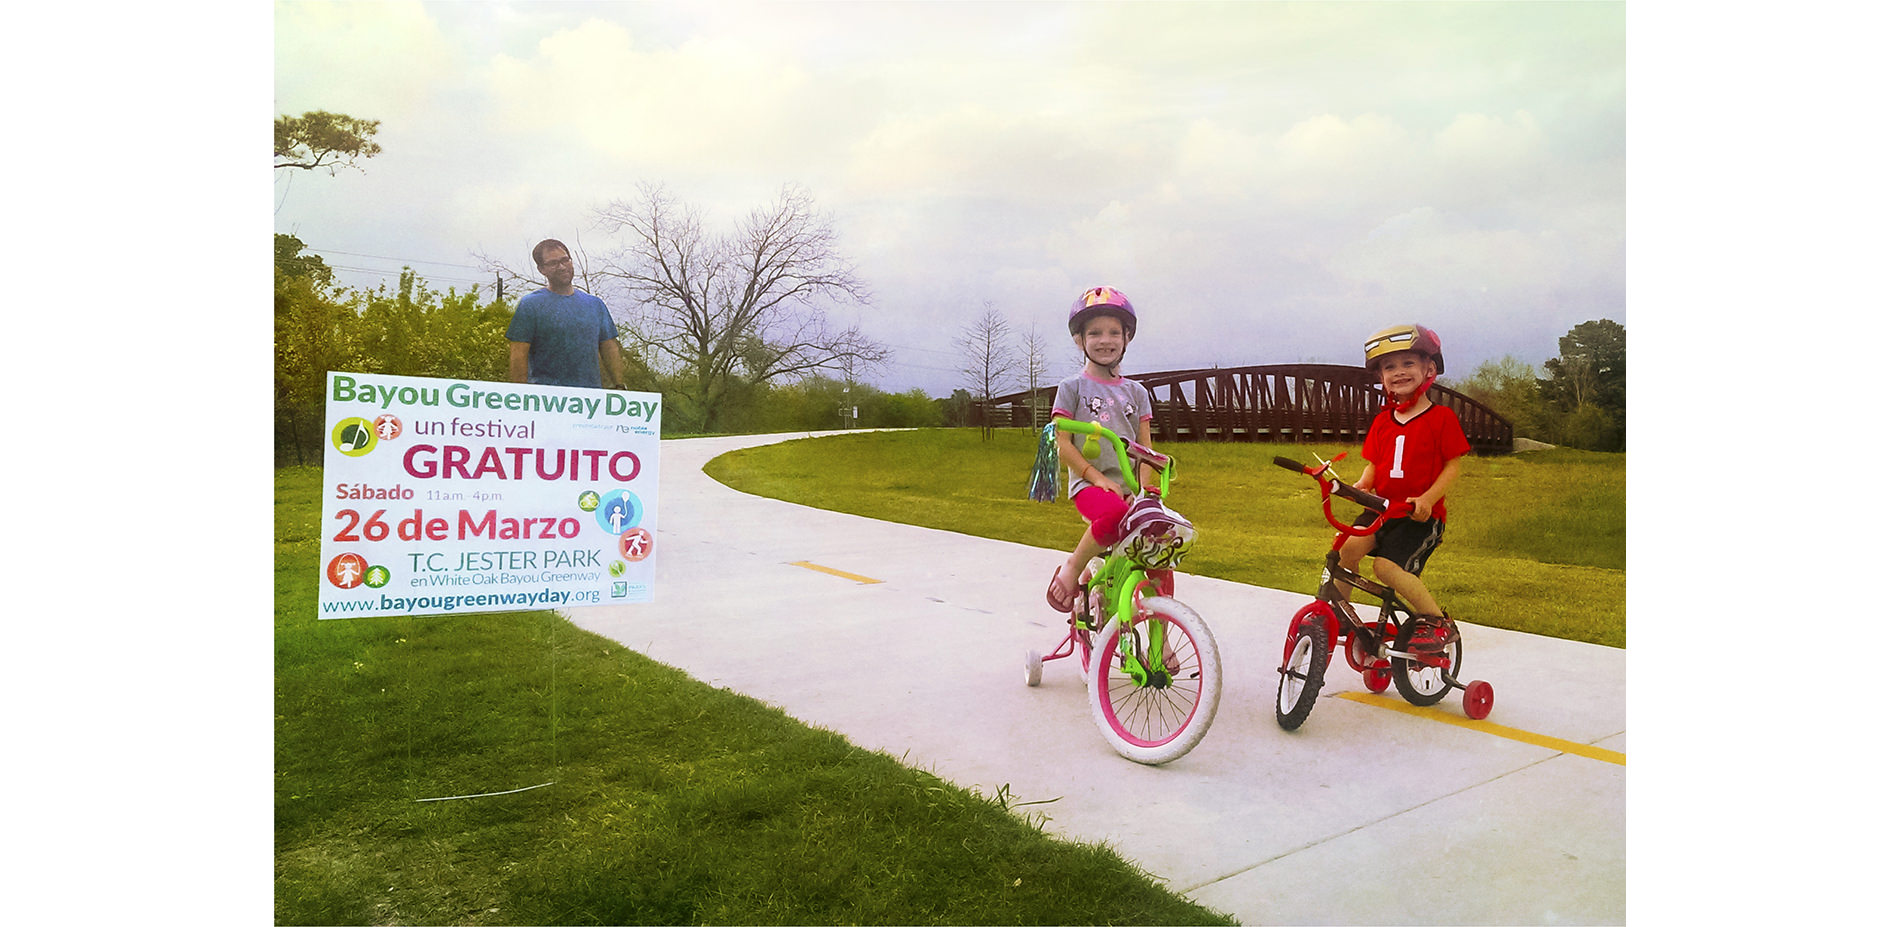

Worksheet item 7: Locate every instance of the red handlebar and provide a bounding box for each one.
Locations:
[1272,455,1411,536]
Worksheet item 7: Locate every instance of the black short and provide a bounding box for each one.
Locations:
[1352,510,1445,576]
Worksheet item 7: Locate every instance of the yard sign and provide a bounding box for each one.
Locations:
[317,372,661,619]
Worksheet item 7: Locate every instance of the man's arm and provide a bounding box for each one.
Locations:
[508,341,530,383]
[599,339,624,389]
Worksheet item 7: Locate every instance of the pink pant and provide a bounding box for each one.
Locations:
[1075,486,1174,595]
[1075,486,1129,546]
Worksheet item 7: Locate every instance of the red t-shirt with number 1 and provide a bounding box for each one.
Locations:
[1361,403,1471,522]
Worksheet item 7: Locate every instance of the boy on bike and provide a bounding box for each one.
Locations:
[1336,324,1470,645]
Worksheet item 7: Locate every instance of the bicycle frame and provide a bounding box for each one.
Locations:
[1272,451,1493,724]
[1046,418,1179,685]
[1027,421,1224,761]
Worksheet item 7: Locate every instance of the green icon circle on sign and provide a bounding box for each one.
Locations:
[609,560,626,577]
[363,565,391,588]
[332,418,378,457]
[578,490,601,512]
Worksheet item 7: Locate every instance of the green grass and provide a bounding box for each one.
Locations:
[275,465,1234,926]
[704,429,1625,649]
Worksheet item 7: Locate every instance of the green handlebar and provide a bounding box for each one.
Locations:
[1051,417,1173,497]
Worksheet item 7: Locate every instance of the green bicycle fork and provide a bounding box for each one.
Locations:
[1110,568,1171,689]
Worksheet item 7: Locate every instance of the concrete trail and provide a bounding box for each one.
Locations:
[569,431,1626,925]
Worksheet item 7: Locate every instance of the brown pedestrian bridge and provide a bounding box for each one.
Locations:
[982,363,1514,455]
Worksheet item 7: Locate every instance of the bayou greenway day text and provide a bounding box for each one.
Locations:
[330,374,661,422]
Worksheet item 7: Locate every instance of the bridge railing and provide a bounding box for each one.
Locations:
[978,363,1513,455]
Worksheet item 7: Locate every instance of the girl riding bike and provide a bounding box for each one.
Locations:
[1037,286,1173,609]
[1025,287,1218,764]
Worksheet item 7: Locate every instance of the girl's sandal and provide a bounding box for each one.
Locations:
[1046,568,1080,612]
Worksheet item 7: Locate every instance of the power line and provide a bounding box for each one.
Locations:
[887,358,960,374]
[293,244,502,291]
[326,263,490,287]
[902,344,965,358]
[309,247,488,272]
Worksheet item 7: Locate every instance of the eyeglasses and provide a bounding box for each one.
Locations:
[537,255,573,269]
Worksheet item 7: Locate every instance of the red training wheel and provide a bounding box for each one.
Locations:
[1462,680,1494,720]
[1362,660,1391,693]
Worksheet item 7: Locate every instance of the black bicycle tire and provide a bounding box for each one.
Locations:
[1391,615,1463,706]
[1275,619,1329,731]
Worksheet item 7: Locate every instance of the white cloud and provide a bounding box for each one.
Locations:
[273,0,1625,395]
[273,0,455,120]
[1434,110,1546,164]
[485,20,815,171]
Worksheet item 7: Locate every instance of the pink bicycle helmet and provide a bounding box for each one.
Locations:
[1068,286,1137,339]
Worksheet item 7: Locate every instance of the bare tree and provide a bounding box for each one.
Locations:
[1018,323,1053,428]
[474,232,605,305]
[957,301,1016,439]
[592,182,888,431]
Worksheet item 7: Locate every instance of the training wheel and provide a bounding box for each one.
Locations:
[1025,649,1044,687]
[1363,659,1391,693]
[1345,630,1375,672]
[1462,679,1494,719]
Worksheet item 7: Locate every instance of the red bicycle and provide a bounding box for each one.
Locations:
[1271,453,1494,730]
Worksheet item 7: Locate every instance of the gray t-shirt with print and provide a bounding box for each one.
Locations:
[1052,370,1153,498]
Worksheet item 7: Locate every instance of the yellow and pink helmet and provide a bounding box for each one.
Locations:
[1068,286,1137,339]
[1363,323,1445,374]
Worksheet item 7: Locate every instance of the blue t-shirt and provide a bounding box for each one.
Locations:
[505,289,617,387]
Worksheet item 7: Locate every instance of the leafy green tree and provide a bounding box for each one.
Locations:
[872,388,942,429]
[274,234,529,463]
[735,378,943,432]
[1448,320,1627,452]
[275,234,363,464]
[792,377,855,431]
[1553,402,1617,452]
[349,270,511,383]
[275,232,335,287]
[1540,319,1626,451]
[275,110,383,174]
[940,389,976,427]
[1447,355,1553,442]
[1541,319,1625,413]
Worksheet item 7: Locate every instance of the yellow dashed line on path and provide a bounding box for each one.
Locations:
[1336,690,1625,766]
[788,561,883,585]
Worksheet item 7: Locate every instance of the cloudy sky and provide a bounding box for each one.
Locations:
[274,0,1624,396]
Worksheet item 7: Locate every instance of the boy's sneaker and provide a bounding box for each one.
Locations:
[1409,614,1458,657]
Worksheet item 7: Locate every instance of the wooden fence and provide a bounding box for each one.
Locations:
[977,363,1514,455]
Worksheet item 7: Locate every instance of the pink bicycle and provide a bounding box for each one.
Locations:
[1271,453,1495,730]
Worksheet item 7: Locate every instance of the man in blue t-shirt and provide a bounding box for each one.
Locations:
[506,239,624,388]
